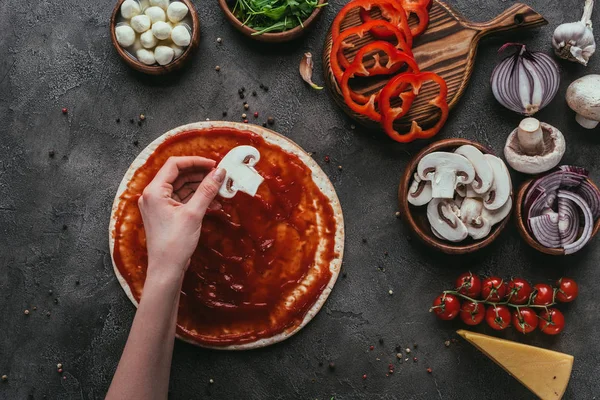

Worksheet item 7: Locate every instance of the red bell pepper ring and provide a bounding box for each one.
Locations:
[379,71,449,142]
[340,41,420,121]
[332,0,413,48]
[359,0,431,38]
[331,20,413,85]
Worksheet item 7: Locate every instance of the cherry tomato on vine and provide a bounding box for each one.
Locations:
[539,308,565,335]
[555,278,579,303]
[507,278,533,305]
[431,294,460,320]
[455,272,482,298]
[459,301,485,326]
[485,305,511,330]
[481,277,506,302]
[531,283,554,306]
[511,307,538,334]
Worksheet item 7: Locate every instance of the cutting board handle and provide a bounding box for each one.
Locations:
[466,3,547,38]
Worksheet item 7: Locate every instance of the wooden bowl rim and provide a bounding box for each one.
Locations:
[514,175,600,256]
[398,138,512,255]
[217,0,325,43]
[110,0,200,75]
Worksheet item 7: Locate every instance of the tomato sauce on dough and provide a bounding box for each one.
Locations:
[112,128,338,346]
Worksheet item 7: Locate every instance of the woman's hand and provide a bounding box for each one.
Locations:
[138,156,226,284]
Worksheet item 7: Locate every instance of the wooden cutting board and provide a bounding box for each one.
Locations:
[323,1,547,131]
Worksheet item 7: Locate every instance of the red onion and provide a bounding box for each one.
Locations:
[559,191,593,255]
[491,43,560,116]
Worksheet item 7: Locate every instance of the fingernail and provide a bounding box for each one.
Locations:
[214,168,226,183]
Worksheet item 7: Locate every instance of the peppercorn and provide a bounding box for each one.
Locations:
[395,211,401,218]
[1,375,7,382]
[396,353,402,359]
[413,343,418,348]
[222,111,227,116]
[413,357,418,362]
[259,83,264,89]
[444,340,450,348]
[267,116,274,125]
[238,89,243,94]
[395,345,402,352]
[252,91,257,96]
[75,280,80,285]
[133,140,139,146]
[242,113,247,119]
[57,363,62,369]
[318,361,323,367]
[46,311,51,317]
[254,112,258,118]
[216,37,222,43]
[244,119,249,123]
[263,86,269,91]
[338,165,342,170]
[215,66,220,71]
[63,376,66,380]
[262,123,267,127]
[384,251,388,256]
[379,338,384,344]
[62,224,67,230]
[405,348,411,353]
[328,362,335,370]
[244,104,249,110]
[427,367,432,373]
[209,378,214,384]
[369,345,374,351]
[241,87,245,92]
[324,156,330,163]
[116,118,120,123]
[58,368,63,373]
[139,114,145,121]
[239,93,245,99]
[32,306,37,310]
[362,238,367,243]
[48,290,53,295]
[24,309,30,315]
[61,108,68,114]
[54,298,58,304]
[362,374,367,380]
[130,119,135,124]
[388,290,394,295]
[350,124,355,130]
[206,118,210,121]
[48,150,55,158]
[342,272,347,278]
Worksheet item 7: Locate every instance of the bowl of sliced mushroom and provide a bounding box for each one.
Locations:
[398,139,513,254]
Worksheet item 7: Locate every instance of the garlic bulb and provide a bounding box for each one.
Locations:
[552,0,596,66]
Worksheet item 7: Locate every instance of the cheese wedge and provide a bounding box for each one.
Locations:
[457,330,573,400]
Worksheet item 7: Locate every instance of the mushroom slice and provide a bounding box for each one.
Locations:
[456,183,478,199]
[504,118,566,174]
[454,145,494,194]
[217,146,265,199]
[417,152,475,199]
[566,74,600,129]
[407,173,433,206]
[427,198,468,242]
[462,197,512,240]
[483,155,511,210]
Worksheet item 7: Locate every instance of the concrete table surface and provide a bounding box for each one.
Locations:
[1,0,599,398]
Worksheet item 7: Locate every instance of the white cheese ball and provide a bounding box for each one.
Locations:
[115,24,136,47]
[155,45,175,65]
[152,21,172,40]
[130,15,151,32]
[140,30,158,48]
[121,0,141,19]
[171,25,191,46]
[150,0,169,10]
[144,6,166,23]
[167,2,189,23]
[170,44,184,59]
[136,48,156,65]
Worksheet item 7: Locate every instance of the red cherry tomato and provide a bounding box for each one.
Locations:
[555,278,579,303]
[459,301,485,326]
[539,308,565,335]
[531,283,554,305]
[507,278,533,305]
[511,307,538,334]
[485,305,511,330]
[431,294,460,320]
[455,272,482,298]
[481,277,506,302]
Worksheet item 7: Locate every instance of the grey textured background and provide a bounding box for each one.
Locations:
[1,0,599,398]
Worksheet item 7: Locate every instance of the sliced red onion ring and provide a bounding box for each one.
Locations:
[529,213,561,248]
[558,191,593,255]
[576,180,600,219]
[557,197,579,245]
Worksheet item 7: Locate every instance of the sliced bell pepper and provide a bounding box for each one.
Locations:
[340,41,420,121]
[359,0,431,38]
[332,0,413,48]
[379,71,448,142]
[331,20,413,85]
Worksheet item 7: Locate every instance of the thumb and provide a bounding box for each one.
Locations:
[187,168,226,215]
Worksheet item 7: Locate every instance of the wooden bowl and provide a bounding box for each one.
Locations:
[398,138,512,255]
[217,0,325,43]
[110,0,200,75]
[515,176,600,255]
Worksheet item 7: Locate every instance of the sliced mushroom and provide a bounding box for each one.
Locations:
[462,197,512,239]
[407,173,433,206]
[417,153,475,199]
[217,145,264,199]
[454,145,494,194]
[504,118,566,174]
[482,155,511,211]
[566,74,600,129]
[427,198,468,242]
[456,183,478,198]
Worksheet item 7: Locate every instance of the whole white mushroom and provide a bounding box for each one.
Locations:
[145,6,166,23]
[152,21,172,40]
[121,0,141,19]
[150,0,170,10]
[155,45,175,65]
[566,74,600,129]
[171,25,191,46]
[170,44,184,59]
[140,30,158,49]
[130,15,151,33]
[115,24,136,47]
[136,49,156,65]
[167,2,189,23]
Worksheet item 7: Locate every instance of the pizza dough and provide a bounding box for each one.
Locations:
[109,121,344,350]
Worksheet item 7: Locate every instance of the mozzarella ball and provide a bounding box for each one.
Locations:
[170,44,184,59]
[136,49,156,65]
[121,0,141,19]
[130,15,151,32]
[140,30,157,48]
[167,2,189,23]
[171,25,191,46]
[152,21,172,40]
[155,45,175,65]
[144,6,166,23]
[149,0,169,10]
[115,24,136,47]
[130,37,143,53]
